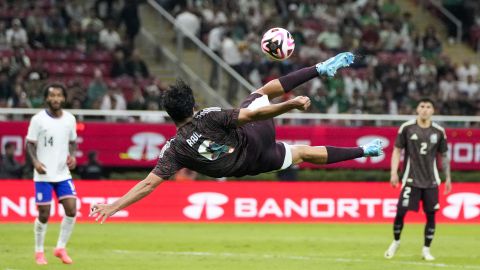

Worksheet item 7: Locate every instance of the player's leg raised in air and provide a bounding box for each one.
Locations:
[247,52,383,166]
[254,52,355,99]
[290,139,383,166]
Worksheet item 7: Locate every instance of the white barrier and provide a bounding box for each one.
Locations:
[0,108,479,124]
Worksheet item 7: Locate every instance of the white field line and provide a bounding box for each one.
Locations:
[112,249,480,269]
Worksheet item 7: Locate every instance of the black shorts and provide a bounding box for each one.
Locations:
[397,186,439,213]
[237,93,290,174]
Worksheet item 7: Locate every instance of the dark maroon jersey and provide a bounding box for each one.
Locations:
[395,120,448,188]
[151,102,285,179]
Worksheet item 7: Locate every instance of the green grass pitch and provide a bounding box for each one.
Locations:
[1,223,479,270]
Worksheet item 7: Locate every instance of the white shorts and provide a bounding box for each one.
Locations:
[281,142,293,170]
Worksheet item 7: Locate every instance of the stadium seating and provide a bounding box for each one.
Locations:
[172,0,479,116]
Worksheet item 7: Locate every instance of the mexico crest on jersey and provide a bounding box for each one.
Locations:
[430,134,438,144]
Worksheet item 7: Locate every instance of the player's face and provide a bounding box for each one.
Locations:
[416,102,434,120]
[46,87,65,111]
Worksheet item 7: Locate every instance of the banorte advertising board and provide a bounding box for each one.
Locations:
[1,181,479,223]
[1,122,479,170]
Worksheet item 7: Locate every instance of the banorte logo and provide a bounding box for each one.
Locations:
[183,192,229,220]
[356,136,389,164]
[443,192,480,220]
[126,132,166,160]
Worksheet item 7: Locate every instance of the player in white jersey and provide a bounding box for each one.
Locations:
[26,83,78,265]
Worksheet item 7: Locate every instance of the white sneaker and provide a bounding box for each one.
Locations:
[422,247,435,261]
[384,240,400,259]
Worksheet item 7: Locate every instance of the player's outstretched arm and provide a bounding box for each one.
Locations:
[89,173,164,224]
[254,52,355,99]
[237,96,310,125]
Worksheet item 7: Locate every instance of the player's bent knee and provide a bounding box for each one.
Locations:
[253,88,268,96]
[290,145,308,164]
[253,81,284,99]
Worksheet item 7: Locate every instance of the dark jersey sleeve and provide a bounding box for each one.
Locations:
[207,109,240,129]
[151,141,182,179]
[394,126,407,149]
[437,130,448,153]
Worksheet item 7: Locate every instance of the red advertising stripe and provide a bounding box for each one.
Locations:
[1,121,479,169]
[1,181,479,223]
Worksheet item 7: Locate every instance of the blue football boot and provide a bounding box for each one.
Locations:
[361,139,384,157]
[316,52,355,77]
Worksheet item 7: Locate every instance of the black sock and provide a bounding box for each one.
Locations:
[325,146,364,164]
[424,212,436,247]
[278,66,318,93]
[394,209,407,241]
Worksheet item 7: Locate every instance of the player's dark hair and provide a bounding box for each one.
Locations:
[43,82,67,100]
[417,97,435,108]
[163,79,195,123]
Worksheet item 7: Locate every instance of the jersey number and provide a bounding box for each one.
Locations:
[420,142,427,155]
[403,186,411,199]
[44,136,53,147]
[197,140,233,161]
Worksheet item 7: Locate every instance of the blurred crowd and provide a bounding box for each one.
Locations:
[0,0,479,119]
[0,0,170,122]
[168,0,480,117]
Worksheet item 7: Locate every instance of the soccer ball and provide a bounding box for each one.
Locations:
[261,27,295,61]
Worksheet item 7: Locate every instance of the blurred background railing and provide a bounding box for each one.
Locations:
[1,108,479,127]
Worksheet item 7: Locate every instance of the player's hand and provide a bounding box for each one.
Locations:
[67,156,77,170]
[33,160,47,174]
[390,173,399,188]
[444,180,452,195]
[89,204,117,224]
[291,96,311,111]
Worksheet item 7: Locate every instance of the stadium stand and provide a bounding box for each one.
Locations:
[161,0,479,117]
[0,0,479,118]
[0,0,155,114]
